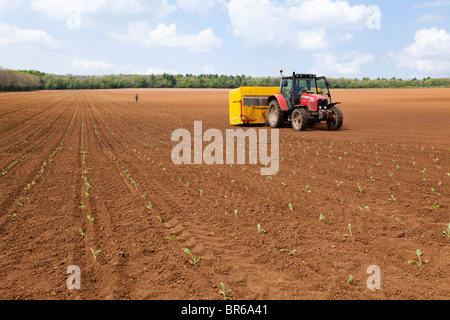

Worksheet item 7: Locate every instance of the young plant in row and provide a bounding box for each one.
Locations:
[443,223,450,237]
[90,248,101,262]
[257,224,266,233]
[220,283,232,300]
[279,248,296,255]
[408,249,423,267]
[184,248,202,265]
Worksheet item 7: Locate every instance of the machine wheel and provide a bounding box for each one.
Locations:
[267,100,284,128]
[291,108,308,131]
[326,107,343,130]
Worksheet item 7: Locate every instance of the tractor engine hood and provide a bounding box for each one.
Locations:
[300,93,329,111]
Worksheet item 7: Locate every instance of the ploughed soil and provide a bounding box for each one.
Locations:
[0,88,449,300]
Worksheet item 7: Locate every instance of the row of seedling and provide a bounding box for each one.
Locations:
[10,105,78,218]
[1,100,74,176]
[88,102,159,225]
[78,102,101,262]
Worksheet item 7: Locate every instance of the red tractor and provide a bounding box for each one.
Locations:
[267,71,343,131]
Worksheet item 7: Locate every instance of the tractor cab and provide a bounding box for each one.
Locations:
[280,73,333,109]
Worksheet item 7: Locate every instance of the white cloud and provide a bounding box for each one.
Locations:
[0,22,59,48]
[311,51,374,76]
[29,0,107,20]
[287,0,378,30]
[413,0,450,9]
[176,0,217,15]
[108,22,222,53]
[29,0,176,19]
[391,27,450,75]
[72,60,112,70]
[227,0,378,50]
[0,0,24,14]
[295,29,329,51]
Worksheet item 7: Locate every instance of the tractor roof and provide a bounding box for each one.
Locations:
[282,73,317,79]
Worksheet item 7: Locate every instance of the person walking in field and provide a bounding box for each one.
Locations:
[135,93,139,102]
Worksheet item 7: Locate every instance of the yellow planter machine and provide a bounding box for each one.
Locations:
[229,70,343,131]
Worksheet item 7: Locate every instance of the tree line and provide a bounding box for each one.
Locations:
[1,68,449,91]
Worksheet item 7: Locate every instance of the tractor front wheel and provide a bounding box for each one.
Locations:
[326,107,343,130]
[267,100,284,128]
[291,108,308,131]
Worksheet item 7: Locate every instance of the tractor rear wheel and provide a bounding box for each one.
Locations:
[291,108,308,131]
[326,107,343,130]
[267,100,284,128]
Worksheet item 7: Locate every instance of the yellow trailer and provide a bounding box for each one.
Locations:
[229,86,279,126]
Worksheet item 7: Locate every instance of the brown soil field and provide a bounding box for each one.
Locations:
[0,88,449,301]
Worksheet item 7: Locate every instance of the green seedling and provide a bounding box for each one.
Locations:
[431,187,441,196]
[347,275,354,285]
[336,181,343,187]
[432,204,440,210]
[156,216,163,223]
[443,223,450,237]
[318,213,325,222]
[78,203,87,209]
[146,201,152,210]
[220,283,232,300]
[90,248,101,261]
[348,224,353,238]
[84,190,89,197]
[280,248,296,255]
[199,189,203,196]
[257,224,266,233]
[288,203,293,211]
[8,213,17,218]
[184,248,202,265]
[215,200,219,207]
[234,209,238,217]
[302,184,311,193]
[408,249,423,267]
[281,181,287,187]
[87,215,94,222]
[357,184,363,193]
[16,200,23,206]
[77,228,88,239]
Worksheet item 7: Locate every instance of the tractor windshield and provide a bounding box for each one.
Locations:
[316,77,329,95]
[295,78,316,95]
[316,77,331,102]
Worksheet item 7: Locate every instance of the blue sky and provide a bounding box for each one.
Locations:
[0,0,449,79]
